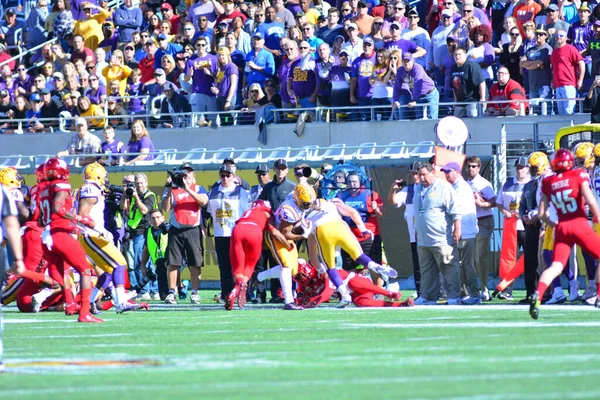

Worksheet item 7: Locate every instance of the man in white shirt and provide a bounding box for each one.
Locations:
[402,8,432,70]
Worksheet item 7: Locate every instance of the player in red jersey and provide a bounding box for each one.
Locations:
[226,199,289,310]
[530,149,600,319]
[294,259,414,308]
[38,158,102,323]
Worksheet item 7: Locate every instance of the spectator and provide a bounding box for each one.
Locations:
[468,24,495,87]
[273,0,294,31]
[179,21,196,47]
[341,23,363,62]
[39,88,60,130]
[451,46,486,117]
[585,75,600,122]
[211,21,230,53]
[159,82,192,128]
[350,37,376,120]
[388,1,409,34]
[329,49,352,117]
[106,97,129,130]
[370,48,394,120]
[545,4,569,48]
[389,161,422,297]
[99,125,125,166]
[232,16,251,53]
[318,7,343,45]
[0,8,26,48]
[582,21,600,77]
[495,156,531,299]
[147,13,162,37]
[74,2,112,50]
[465,156,496,301]
[385,20,427,61]
[154,33,183,69]
[371,0,387,19]
[255,6,285,61]
[113,0,143,44]
[126,68,148,115]
[185,36,217,123]
[485,66,527,116]
[569,3,593,80]
[213,47,238,117]
[413,162,462,305]
[243,31,275,91]
[354,1,373,36]
[551,29,585,115]
[77,95,105,128]
[161,163,209,304]
[98,21,119,57]
[315,42,335,109]
[279,40,298,109]
[121,172,157,296]
[124,119,156,165]
[431,9,455,83]
[71,34,96,65]
[288,40,317,109]
[0,89,13,130]
[85,75,106,106]
[187,0,217,29]
[26,93,45,133]
[102,50,133,96]
[26,0,49,48]
[442,161,481,304]
[392,52,439,120]
[56,116,101,165]
[207,164,250,302]
[512,0,540,36]
[53,1,75,47]
[499,26,524,86]
[160,2,180,34]
[402,8,432,70]
[139,39,158,83]
[561,0,581,25]
[46,0,67,37]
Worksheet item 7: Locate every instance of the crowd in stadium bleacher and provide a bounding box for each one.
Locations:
[0,0,597,134]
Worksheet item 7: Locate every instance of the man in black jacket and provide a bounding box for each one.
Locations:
[160,82,192,128]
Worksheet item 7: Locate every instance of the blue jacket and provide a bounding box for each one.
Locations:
[154,42,183,69]
[244,48,275,89]
[113,6,143,43]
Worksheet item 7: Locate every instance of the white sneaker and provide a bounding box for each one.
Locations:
[337,293,353,308]
[569,280,580,301]
[164,293,177,304]
[460,295,482,305]
[190,294,200,304]
[481,288,491,301]
[31,294,42,313]
[150,293,161,301]
[139,293,151,301]
[546,290,567,305]
[586,295,598,305]
[580,285,597,301]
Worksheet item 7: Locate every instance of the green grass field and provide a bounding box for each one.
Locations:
[2,294,600,400]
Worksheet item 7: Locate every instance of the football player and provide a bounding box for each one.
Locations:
[38,158,102,323]
[75,162,136,314]
[226,200,289,310]
[531,149,600,319]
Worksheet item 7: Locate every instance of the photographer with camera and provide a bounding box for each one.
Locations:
[161,163,209,305]
[120,173,158,299]
[388,161,422,297]
[138,209,170,300]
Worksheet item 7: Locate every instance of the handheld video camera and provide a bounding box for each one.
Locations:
[167,169,187,189]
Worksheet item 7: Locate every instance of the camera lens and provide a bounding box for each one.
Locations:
[126,187,134,196]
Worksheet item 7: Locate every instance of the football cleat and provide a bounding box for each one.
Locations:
[137,302,150,311]
[90,302,102,315]
[237,282,248,309]
[586,296,598,306]
[569,279,580,301]
[580,285,597,301]
[546,290,567,305]
[64,302,80,316]
[400,298,414,307]
[529,293,540,320]
[337,294,353,308]
[164,293,177,304]
[225,287,238,311]
[78,314,104,323]
[481,288,491,301]
[31,296,42,313]
[497,292,513,300]
[115,303,138,314]
[596,298,600,309]
[284,302,304,310]
[368,261,398,279]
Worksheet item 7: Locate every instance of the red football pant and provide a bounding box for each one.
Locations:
[553,218,600,266]
[16,280,63,312]
[348,275,399,307]
[22,227,44,272]
[229,223,264,279]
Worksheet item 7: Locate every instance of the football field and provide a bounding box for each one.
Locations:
[2,297,600,400]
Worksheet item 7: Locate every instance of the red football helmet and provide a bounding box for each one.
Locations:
[35,164,46,183]
[551,149,575,173]
[295,258,316,285]
[251,199,271,210]
[44,158,69,181]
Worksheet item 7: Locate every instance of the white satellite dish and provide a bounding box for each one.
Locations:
[436,116,469,147]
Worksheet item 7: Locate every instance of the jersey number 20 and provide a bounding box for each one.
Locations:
[551,189,576,215]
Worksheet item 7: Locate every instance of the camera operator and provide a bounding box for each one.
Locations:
[161,163,209,305]
[258,158,296,303]
[388,161,422,297]
[105,176,131,249]
[120,173,157,299]
[138,209,170,300]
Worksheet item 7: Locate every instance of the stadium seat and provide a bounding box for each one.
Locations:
[1,155,24,168]
[380,142,409,159]
[32,154,51,167]
[156,148,178,164]
[265,147,291,162]
[410,141,435,158]
[237,147,263,163]
[353,142,378,160]
[293,145,320,162]
[180,148,209,165]
[321,144,346,160]
[210,147,235,164]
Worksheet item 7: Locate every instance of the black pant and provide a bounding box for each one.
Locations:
[155,258,170,300]
[411,241,421,295]
[250,248,280,301]
[524,223,541,297]
[214,236,233,298]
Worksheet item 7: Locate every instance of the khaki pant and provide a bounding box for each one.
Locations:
[418,244,461,301]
